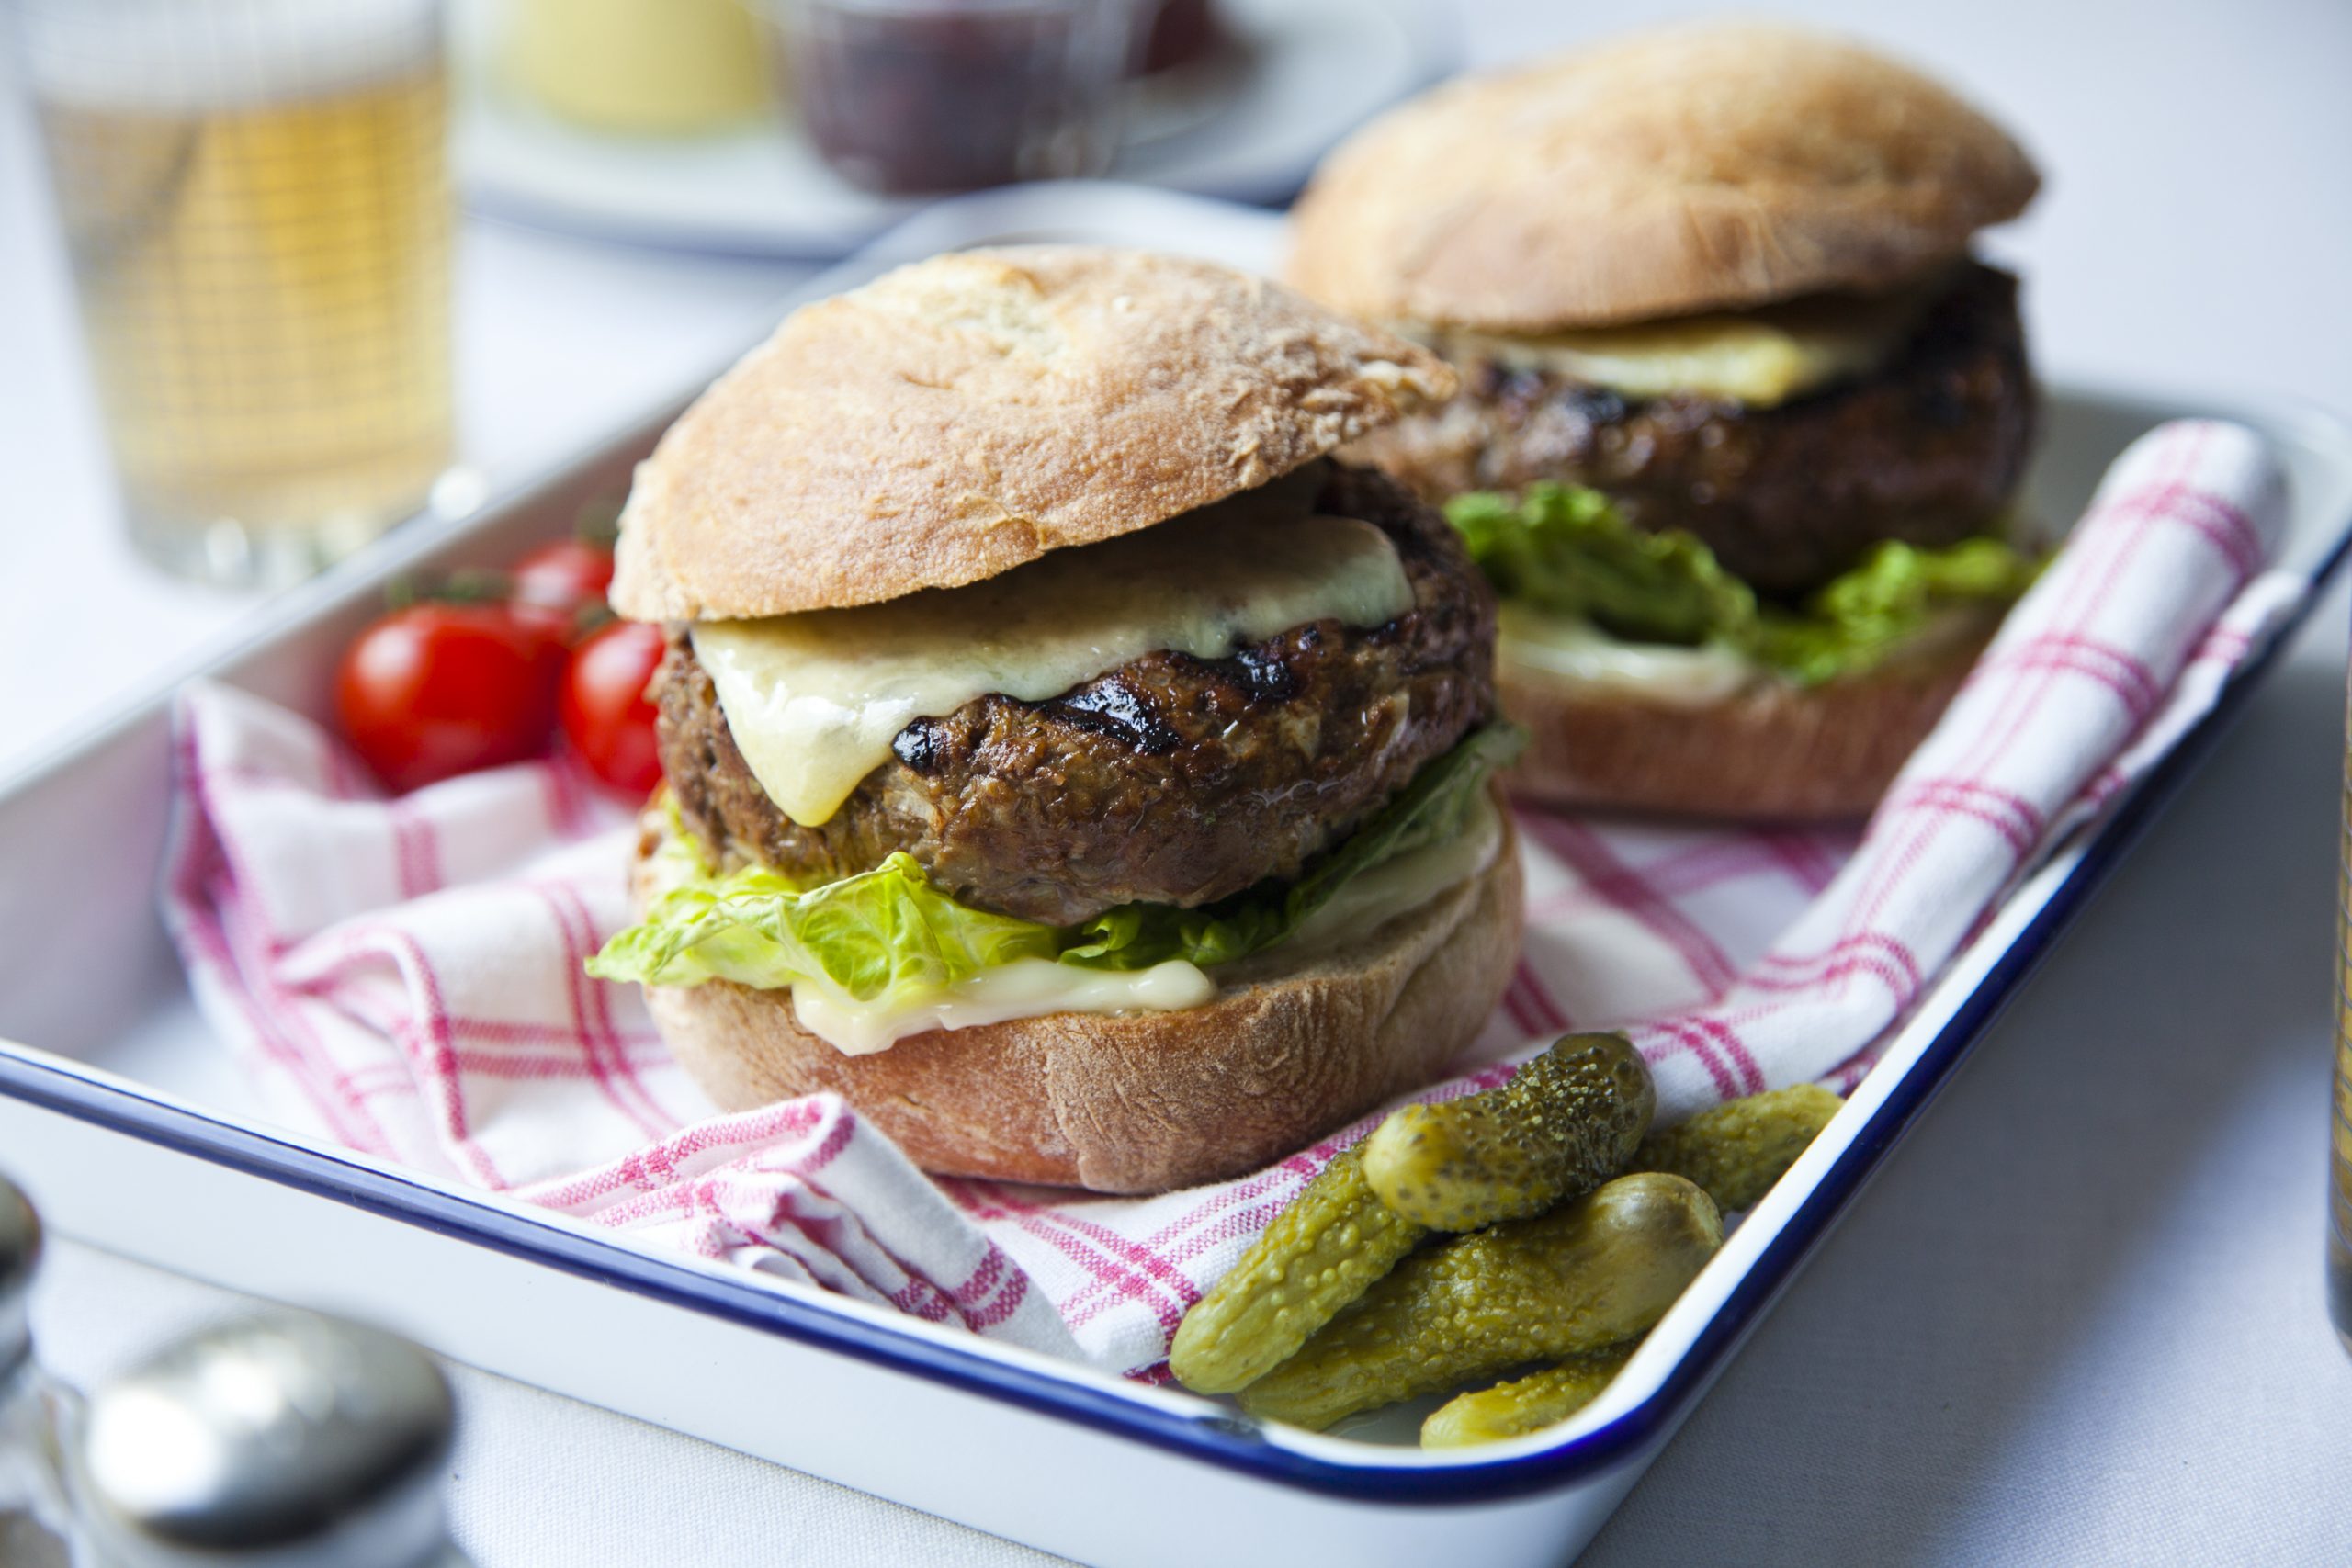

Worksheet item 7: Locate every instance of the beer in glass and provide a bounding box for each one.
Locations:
[19,0,454,586]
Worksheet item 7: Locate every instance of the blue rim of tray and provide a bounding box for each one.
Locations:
[2,499,2343,1507]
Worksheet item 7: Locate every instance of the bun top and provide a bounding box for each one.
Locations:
[1287,23,2040,333]
[611,246,1456,622]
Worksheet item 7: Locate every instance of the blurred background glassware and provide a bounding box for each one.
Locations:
[766,0,1138,195]
[2334,672,2352,1357]
[16,0,456,590]
[1132,0,1227,75]
[74,1312,469,1567]
[500,0,772,135]
[0,1175,74,1567]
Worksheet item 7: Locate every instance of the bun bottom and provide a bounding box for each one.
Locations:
[1502,624,1995,821]
[634,799,1526,1194]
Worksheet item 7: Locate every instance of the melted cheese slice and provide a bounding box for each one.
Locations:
[1498,603,1759,707]
[693,500,1416,827]
[1288,790,1504,957]
[791,957,1215,1057]
[1427,282,1939,409]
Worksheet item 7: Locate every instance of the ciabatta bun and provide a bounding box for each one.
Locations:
[612,247,1456,624]
[1287,23,2040,333]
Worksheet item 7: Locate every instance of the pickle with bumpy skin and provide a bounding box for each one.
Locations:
[1169,1147,1428,1395]
[1360,1032,1656,1231]
[1632,1083,1842,1213]
[1420,1343,1638,1449]
[1238,1172,1721,1431]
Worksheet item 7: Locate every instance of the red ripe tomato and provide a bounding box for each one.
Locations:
[510,538,616,624]
[334,604,568,793]
[560,621,666,795]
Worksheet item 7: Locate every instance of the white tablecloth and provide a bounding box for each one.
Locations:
[7,2,2352,1562]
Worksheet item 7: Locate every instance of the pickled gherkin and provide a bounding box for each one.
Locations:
[1360,1032,1655,1231]
[1237,1172,1721,1431]
[1632,1083,1842,1213]
[1169,1147,1428,1395]
[1420,1343,1637,1449]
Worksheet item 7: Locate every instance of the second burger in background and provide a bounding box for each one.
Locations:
[1289,24,2045,818]
[589,247,1523,1194]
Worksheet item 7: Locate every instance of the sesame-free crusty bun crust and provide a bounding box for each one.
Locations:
[1287,23,2040,333]
[1501,618,1997,821]
[633,797,1525,1194]
[611,247,1458,623]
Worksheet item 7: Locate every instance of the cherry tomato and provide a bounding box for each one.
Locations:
[560,621,666,795]
[510,538,616,624]
[334,604,568,793]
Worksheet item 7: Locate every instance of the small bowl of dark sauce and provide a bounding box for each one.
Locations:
[772,0,1140,195]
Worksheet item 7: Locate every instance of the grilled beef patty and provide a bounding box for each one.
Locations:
[655,461,1498,926]
[1352,262,2037,598]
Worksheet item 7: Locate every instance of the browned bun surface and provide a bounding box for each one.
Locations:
[612,246,1455,623]
[636,798,1526,1194]
[1287,23,2040,333]
[1500,621,1996,821]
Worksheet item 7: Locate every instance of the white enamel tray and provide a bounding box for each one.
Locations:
[2,186,2348,1568]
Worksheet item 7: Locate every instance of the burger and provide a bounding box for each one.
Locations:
[589,247,1524,1194]
[1286,24,2044,818]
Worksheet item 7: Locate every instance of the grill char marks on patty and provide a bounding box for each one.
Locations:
[654,461,1498,927]
[1353,262,2037,598]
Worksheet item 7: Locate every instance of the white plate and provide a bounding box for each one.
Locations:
[2,186,2348,1568]
[455,0,1456,256]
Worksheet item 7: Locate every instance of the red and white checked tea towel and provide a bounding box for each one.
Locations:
[163,420,2293,1375]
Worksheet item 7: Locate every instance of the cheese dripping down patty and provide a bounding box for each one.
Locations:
[1408,273,1948,409]
[1496,603,1758,707]
[690,479,1419,828]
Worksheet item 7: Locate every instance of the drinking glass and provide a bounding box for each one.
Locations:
[17,0,457,587]
[2332,669,2352,1352]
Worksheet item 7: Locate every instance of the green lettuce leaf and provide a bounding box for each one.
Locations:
[1446,483,1756,647]
[1443,482,2041,686]
[1747,537,2042,684]
[588,723,1524,993]
[586,847,1057,999]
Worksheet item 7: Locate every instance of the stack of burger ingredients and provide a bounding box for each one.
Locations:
[582,247,1536,1194]
[1288,23,2047,819]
